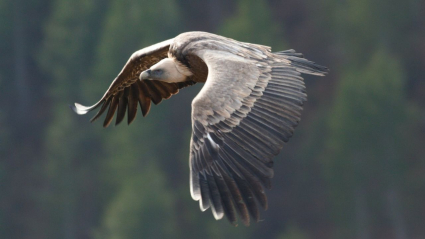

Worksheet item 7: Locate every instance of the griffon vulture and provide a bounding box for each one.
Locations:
[71,31,328,226]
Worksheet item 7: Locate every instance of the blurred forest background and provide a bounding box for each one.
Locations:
[1,0,424,238]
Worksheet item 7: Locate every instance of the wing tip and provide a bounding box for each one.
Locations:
[314,64,330,76]
[70,99,105,116]
[213,211,224,220]
[275,50,330,76]
[70,103,90,115]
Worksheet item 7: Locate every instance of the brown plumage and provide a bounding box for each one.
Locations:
[71,31,328,226]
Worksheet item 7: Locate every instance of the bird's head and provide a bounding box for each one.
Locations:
[139,58,192,83]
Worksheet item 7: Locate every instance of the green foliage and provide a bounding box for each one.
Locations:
[219,0,286,49]
[327,49,407,172]
[278,224,310,239]
[95,162,177,239]
[324,0,416,64]
[324,48,414,238]
[38,1,114,238]
[39,0,104,98]
[77,0,185,238]
[0,1,13,72]
[0,93,6,233]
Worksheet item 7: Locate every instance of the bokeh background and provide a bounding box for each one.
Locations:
[1,0,424,238]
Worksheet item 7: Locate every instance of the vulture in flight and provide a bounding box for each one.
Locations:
[71,32,328,226]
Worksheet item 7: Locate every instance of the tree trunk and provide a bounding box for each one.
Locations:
[14,0,30,121]
[386,187,408,239]
[355,187,370,239]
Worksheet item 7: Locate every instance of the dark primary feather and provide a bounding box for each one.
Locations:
[71,38,196,127]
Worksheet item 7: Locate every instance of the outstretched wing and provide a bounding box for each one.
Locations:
[71,38,195,127]
[186,36,328,226]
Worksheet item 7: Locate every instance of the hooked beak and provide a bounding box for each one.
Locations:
[139,69,151,80]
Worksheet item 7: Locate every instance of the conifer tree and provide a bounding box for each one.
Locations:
[38,0,111,238]
[86,0,184,238]
[219,0,285,49]
[325,49,411,239]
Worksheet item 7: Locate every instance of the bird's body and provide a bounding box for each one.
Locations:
[72,31,328,226]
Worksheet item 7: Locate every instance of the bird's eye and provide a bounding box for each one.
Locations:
[153,69,163,75]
